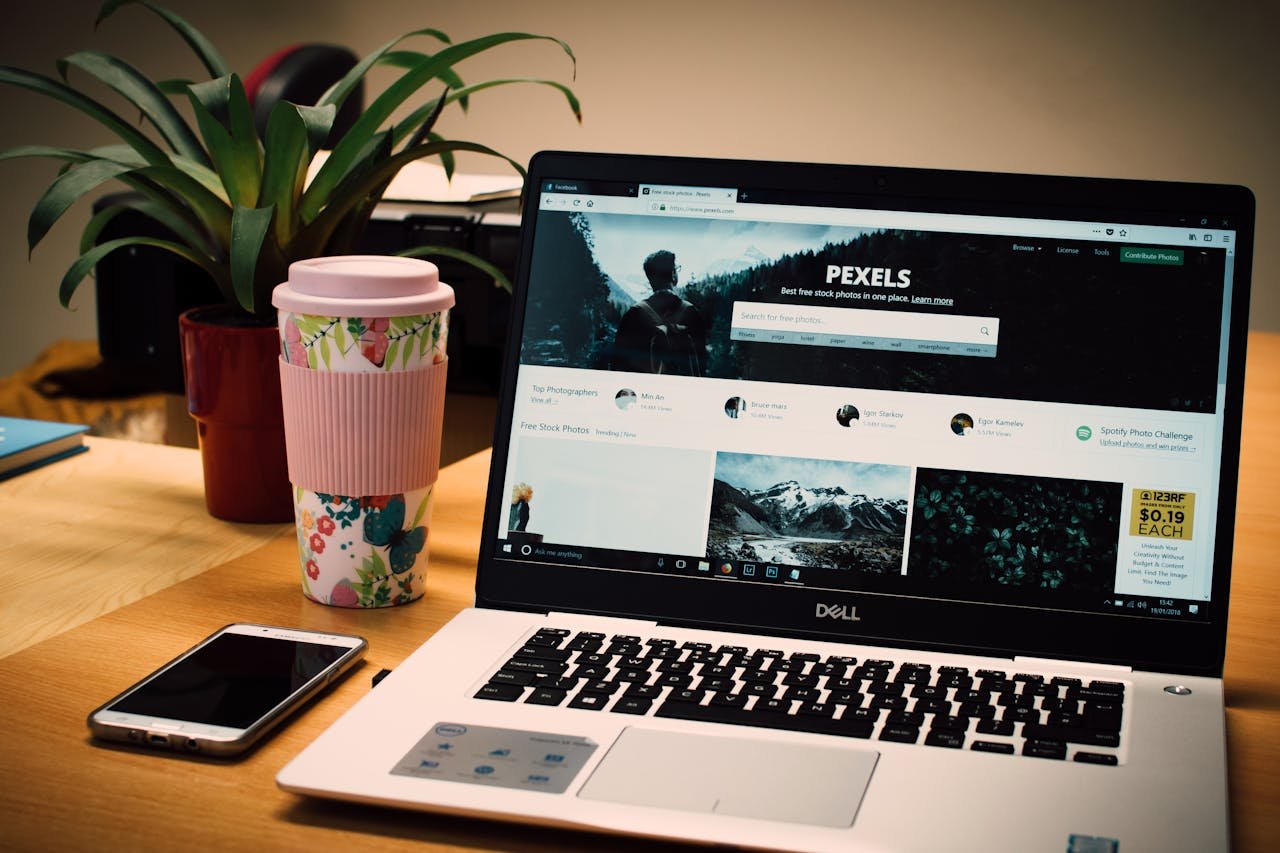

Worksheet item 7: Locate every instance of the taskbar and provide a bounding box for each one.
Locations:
[493,534,1213,622]
[495,534,841,591]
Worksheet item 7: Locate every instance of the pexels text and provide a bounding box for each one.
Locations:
[826,265,912,288]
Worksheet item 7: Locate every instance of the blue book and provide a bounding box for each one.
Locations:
[0,416,89,481]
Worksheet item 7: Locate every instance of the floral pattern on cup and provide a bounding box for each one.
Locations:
[279,311,449,372]
[294,485,433,608]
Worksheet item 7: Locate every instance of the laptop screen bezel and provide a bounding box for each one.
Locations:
[475,151,1254,678]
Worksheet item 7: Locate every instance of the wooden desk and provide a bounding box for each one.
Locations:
[0,333,1276,852]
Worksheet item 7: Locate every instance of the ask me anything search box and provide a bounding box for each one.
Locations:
[729,302,1001,358]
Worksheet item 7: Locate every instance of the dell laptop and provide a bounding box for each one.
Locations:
[279,152,1253,852]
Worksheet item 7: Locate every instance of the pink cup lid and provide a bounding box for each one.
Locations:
[272,256,455,317]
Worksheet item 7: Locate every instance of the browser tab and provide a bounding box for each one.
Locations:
[640,185,736,202]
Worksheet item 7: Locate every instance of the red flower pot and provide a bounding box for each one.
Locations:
[179,306,292,523]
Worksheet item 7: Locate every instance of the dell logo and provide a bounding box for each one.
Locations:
[816,603,861,622]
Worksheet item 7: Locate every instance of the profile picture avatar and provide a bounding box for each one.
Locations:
[615,388,637,410]
[724,396,747,419]
[836,404,860,427]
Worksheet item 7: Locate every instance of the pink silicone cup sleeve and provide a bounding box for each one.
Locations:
[278,358,448,496]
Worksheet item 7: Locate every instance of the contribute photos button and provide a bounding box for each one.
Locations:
[1120,247,1184,266]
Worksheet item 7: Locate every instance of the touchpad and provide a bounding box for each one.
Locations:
[577,728,877,828]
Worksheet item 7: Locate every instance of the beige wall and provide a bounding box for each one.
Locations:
[1,0,1276,376]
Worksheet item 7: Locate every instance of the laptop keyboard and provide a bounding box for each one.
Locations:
[474,628,1125,765]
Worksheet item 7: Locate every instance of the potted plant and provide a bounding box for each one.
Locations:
[0,0,578,521]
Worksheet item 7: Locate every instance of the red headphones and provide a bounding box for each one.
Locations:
[243,44,363,148]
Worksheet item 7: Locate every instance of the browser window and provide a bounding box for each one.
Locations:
[498,178,1236,623]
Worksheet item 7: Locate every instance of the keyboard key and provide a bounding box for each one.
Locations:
[914,699,952,716]
[976,719,1015,737]
[533,628,571,638]
[879,724,920,744]
[1088,680,1126,695]
[1074,751,1119,766]
[925,730,965,749]
[579,679,621,695]
[525,634,565,648]
[615,656,650,670]
[867,681,905,697]
[1022,724,1121,748]
[569,665,610,680]
[784,687,822,702]
[971,740,1015,755]
[1040,697,1078,714]
[533,676,579,691]
[564,636,602,652]
[654,673,693,689]
[612,696,653,715]
[957,702,996,719]
[869,695,909,711]
[489,670,537,687]
[525,687,566,706]
[798,702,836,718]
[887,711,925,727]
[842,707,882,724]
[930,715,969,732]
[709,692,750,709]
[1002,706,1041,724]
[698,677,735,693]
[912,684,948,700]
[742,682,779,699]
[502,659,567,676]
[975,669,1006,680]
[829,690,864,706]
[612,669,650,684]
[514,645,572,662]
[568,692,610,711]
[939,666,969,676]
[475,683,524,702]
[741,669,777,684]
[1022,738,1067,760]
[782,672,820,688]
[624,683,663,699]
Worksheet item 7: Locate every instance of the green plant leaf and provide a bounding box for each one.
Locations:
[56,51,207,164]
[27,159,136,254]
[78,196,211,259]
[303,33,568,221]
[261,101,335,243]
[399,244,512,292]
[130,163,232,246]
[378,49,469,110]
[60,235,222,308]
[96,1,230,79]
[229,204,274,313]
[425,132,455,179]
[384,339,400,370]
[319,28,454,112]
[156,78,193,96]
[0,66,171,167]
[392,77,582,138]
[187,75,261,207]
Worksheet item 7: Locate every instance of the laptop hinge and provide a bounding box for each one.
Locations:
[1013,655,1133,674]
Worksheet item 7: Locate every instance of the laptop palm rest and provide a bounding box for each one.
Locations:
[577,728,877,828]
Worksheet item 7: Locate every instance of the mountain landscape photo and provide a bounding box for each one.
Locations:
[708,453,910,574]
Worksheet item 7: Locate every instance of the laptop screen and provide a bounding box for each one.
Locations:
[481,155,1249,667]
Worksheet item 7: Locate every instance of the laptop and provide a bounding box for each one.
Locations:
[278,152,1253,852]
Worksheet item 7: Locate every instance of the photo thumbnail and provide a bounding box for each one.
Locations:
[707,451,910,574]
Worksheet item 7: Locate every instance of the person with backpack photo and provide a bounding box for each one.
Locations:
[610,250,708,376]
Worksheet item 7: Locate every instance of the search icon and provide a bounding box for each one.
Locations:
[979,326,990,336]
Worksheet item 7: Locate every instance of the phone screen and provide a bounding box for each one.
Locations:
[109,633,349,729]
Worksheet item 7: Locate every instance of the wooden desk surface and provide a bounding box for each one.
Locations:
[0,332,1276,852]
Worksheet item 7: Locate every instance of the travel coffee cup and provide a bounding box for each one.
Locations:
[272,256,453,607]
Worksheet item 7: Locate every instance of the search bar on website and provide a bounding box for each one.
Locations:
[729,302,1000,358]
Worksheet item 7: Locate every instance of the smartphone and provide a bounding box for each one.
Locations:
[88,623,367,756]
